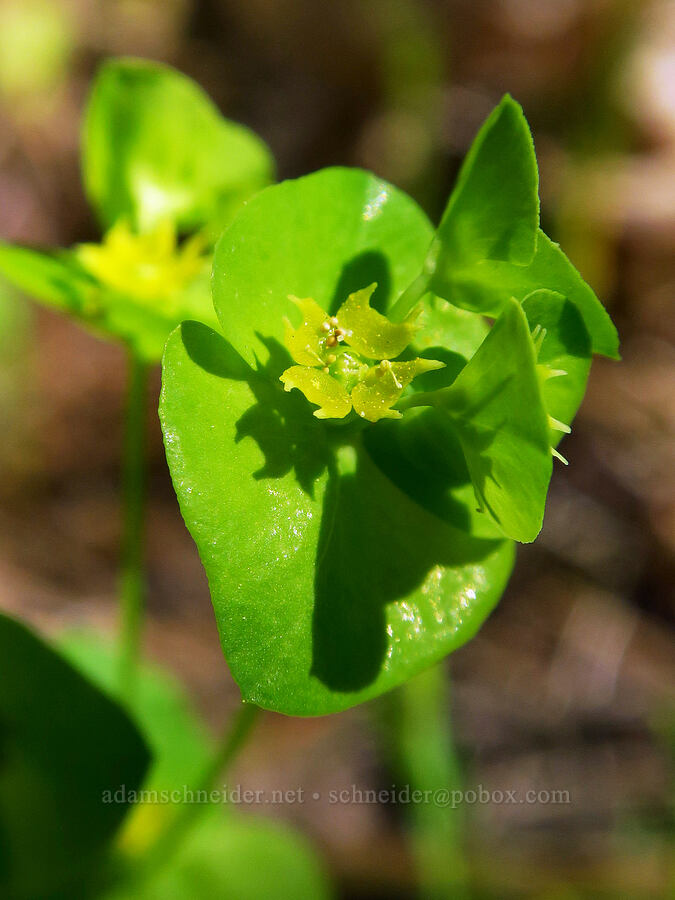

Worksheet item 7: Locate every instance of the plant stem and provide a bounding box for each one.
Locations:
[118,350,148,699]
[388,270,431,322]
[388,664,469,899]
[141,703,261,874]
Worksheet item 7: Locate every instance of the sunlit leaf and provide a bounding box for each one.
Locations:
[430,94,539,275]
[432,297,553,543]
[161,320,513,715]
[443,229,619,359]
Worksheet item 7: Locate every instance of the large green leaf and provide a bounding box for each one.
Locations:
[444,229,619,359]
[430,297,553,543]
[430,94,539,274]
[161,319,513,716]
[82,57,274,234]
[0,241,218,361]
[0,611,150,899]
[163,167,513,714]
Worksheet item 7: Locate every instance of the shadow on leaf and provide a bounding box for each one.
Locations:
[311,444,504,692]
[329,250,391,314]
[181,323,331,497]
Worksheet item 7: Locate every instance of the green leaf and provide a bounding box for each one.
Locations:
[433,297,553,543]
[58,631,212,794]
[444,229,619,359]
[60,633,332,900]
[0,240,218,362]
[0,611,150,899]
[82,57,274,234]
[212,167,436,367]
[108,808,332,900]
[0,240,97,316]
[160,321,513,715]
[58,630,217,857]
[430,94,539,275]
[521,288,592,446]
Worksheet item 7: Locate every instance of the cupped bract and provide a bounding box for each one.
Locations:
[161,168,515,716]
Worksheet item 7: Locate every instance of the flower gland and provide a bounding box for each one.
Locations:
[76,219,208,307]
[279,283,444,422]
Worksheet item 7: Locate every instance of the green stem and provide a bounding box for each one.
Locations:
[389,270,431,322]
[141,703,261,875]
[390,665,469,899]
[118,351,148,699]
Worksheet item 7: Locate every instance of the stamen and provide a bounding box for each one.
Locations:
[551,447,568,465]
[304,344,324,364]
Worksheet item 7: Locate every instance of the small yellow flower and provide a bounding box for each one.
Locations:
[280,284,443,422]
[76,219,208,309]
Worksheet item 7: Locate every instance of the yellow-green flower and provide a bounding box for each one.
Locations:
[279,284,444,422]
[76,219,208,309]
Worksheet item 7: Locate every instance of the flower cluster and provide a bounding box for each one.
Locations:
[279,284,443,422]
[76,219,208,306]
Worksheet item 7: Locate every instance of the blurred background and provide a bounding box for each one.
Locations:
[0,0,673,896]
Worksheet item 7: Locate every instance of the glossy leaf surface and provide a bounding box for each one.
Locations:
[83,57,274,234]
[212,167,435,366]
[161,316,512,715]
[0,612,149,899]
[163,168,515,714]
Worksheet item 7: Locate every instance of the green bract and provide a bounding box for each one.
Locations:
[0,57,274,361]
[160,99,617,716]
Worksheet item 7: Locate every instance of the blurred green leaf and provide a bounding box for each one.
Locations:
[59,630,215,858]
[0,239,218,362]
[109,808,332,900]
[59,631,212,795]
[82,57,274,234]
[0,241,96,316]
[0,611,150,899]
[430,94,539,274]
